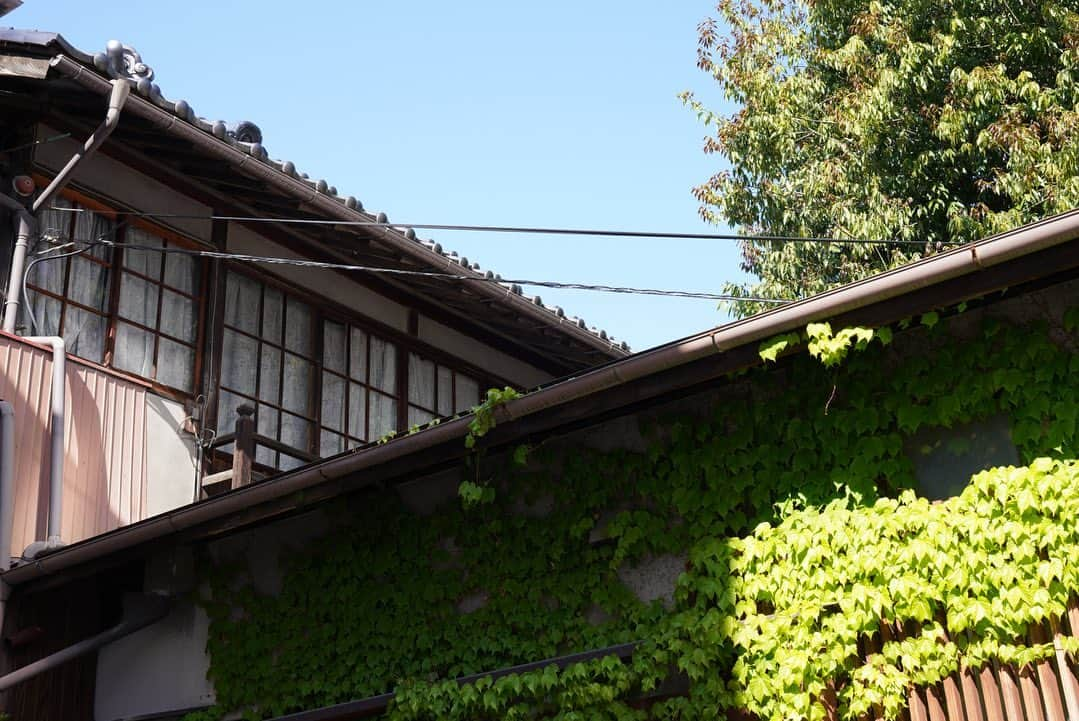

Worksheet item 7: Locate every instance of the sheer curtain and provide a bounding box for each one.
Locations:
[25,202,113,363]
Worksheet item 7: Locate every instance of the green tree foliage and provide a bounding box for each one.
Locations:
[684,0,1079,316]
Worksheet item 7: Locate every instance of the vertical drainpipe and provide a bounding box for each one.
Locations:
[0,78,130,559]
[0,211,35,335]
[1,78,130,334]
[21,338,64,556]
[0,400,13,570]
[0,401,13,639]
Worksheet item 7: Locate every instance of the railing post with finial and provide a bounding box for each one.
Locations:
[232,404,256,488]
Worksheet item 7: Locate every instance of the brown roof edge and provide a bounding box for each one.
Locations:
[3,194,1078,587]
[46,54,627,361]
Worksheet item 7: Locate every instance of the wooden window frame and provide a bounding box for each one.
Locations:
[25,185,209,400]
[405,351,483,428]
[318,319,399,452]
[218,263,509,467]
[218,271,323,468]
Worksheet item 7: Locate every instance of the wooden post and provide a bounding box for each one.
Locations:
[232,404,255,488]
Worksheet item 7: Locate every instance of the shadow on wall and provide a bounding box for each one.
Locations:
[0,333,141,562]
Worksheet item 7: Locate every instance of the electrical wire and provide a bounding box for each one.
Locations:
[58,235,792,304]
[0,132,72,155]
[22,245,92,334]
[46,206,927,246]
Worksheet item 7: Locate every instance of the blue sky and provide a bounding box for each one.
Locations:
[10,1,746,351]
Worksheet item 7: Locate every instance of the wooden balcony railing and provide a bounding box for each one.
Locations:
[205,404,319,493]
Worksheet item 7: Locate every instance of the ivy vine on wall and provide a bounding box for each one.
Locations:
[186,304,1079,721]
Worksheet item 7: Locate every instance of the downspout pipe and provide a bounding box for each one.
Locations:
[0,195,34,336]
[0,400,14,642]
[0,400,14,571]
[1,79,129,334]
[22,337,64,557]
[0,593,172,692]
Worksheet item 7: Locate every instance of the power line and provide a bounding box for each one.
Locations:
[59,234,793,305]
[46,206,926,245]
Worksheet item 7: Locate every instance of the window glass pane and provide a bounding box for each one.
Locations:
[408,406,435,428]
[63,307,106,363]
[113,322,155,378]
[349,327,368,381]
[224,271,261,334]
[38,197,73,243]
[217,389,247,433]
[117,272,158,326]
[258,347,281,404]
[24,291,61,336]
[255,405,279,468]
[408,353,435,408]
[370,336,396,394]
[348,383,367,440]
[284,297,313,356]
[323,321,346,373]
[280,412,313,453]
[321,373,346,432]
[279,454,307,472]
[68,256,111,311]
[368,392,396,440]
[262,286,283,345]
[437,366,454,416]
[221,328,258,396]
[320,431,344,458]
[123,227,163,276]
[27,255,67,295]
[281,353,314,416]
[75,209,115,262]
[164,250,198,294]
[455,375,480,413]
[160,290,197,343]
[157,338,195,392]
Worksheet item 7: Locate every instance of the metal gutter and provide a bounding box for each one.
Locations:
[46,54,625,360]
[4,209,1078,587]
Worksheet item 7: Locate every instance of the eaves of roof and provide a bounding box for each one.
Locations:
[4,208,1079,590]
[0,29,630,363]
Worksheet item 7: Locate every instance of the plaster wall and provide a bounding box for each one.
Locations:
[144,395,198,517]
[416,315,551,388]
[33,126,213,242]
[34,131,553,390]
[226,223,411,333]
[95,597,214,721]
[227,224,553,388]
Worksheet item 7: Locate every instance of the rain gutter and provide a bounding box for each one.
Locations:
[4,209,1078,588]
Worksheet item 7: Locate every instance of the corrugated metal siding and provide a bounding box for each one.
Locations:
[0,333,147,556]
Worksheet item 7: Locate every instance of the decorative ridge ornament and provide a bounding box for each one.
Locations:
[93,39,154,84]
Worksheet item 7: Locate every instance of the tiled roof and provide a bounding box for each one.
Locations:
[0,30,630,355]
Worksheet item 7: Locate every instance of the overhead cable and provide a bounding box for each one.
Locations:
[61,235,794,305]
[46,207,926,246]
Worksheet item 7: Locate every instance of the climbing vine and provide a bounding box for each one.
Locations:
[186,302,1079,721]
